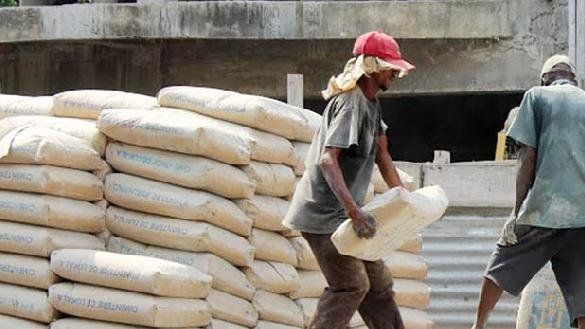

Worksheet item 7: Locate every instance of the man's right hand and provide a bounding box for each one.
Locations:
[350,209,377,239]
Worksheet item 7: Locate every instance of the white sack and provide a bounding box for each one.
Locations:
[0,252,58,289]
[393,279,431,310]
[207,319,247,329]
[288,237,319,271]
[0,282,57,323]
[372,167,417,193]
[288,270,325,299]
[249,228,297,266]
[291,142,311,176]
[255,321,300,329]
[252,290,304,327]
[0,95,53,118]
[207,289,258,327]
[242,162,296,197]
[244,260,300,294]
[399,234,423,254]
[0,313,47,329]
[52,90,156,120]
[236,195,289,232]
[384,251,428,280]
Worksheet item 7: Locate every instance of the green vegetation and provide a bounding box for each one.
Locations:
[0,0,17,6]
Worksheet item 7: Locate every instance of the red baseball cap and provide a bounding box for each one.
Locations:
[352,31,415,72]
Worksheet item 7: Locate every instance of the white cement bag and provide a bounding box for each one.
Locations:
[0,126,105,170]
[106,142,255,199]
[0,221,105,257]
[252,290,304,327]
[107,237,255,301]
[0,313,46,329]
[1,115,106,155]
[50,249,212,298]
[245,260,300,294]
[207,289,258,327]
[398,307,434,329]
[158,86,320,142]
[384,251,428,280]
[255,321,300,329]
[49,283,211,327]
[249,228,297,266]
[242,162,296,197]
[96,228,112,245]
[372,167,417,193]
[0,95,53,118]
[0,282,57,323]
[98,108,251,165]
[0,164,103,201]
[105,173,252,237]
[207,319,247,329]
[288,270,325,299]
[0,252,58,289]
[0,190,105,232]
[236,195,289,232]
[291,142,311,176]
[394,279,431,310]
[288,237,319,271]
[50,318,150,329]
[282,229,301,238]
[52,90,157,120]
[399,234,423,254]
[332,186,448,261]
[295,298,363,328]
[106,206,254,267]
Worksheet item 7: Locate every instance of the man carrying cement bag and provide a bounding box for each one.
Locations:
[283,31,415,329]
[471,55,585,329]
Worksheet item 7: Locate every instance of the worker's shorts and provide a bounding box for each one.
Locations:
[485,225,585,327]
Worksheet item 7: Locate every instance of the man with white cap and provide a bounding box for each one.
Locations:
[283,31,414,329]
[472,55,585,328]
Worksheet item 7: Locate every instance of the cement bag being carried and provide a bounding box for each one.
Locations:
[242,162,296,197]
[0,190,105,232]
[0,313,46,329]
[49,282,211,327]
[52,90,157,120]
[252,290,304,327]
[50,249,212,298]
[236,195,289,232]
[393,279,431,310]
[372,167,417,193]
[288,270,326,299]
[106,142,255,199]
[365,182,375,204]
[0,165,103,201]
[107,237,255,301]
[0,95,53,118]
[207,289,258,327]
[1,115,106,155]
[98,108,251,165]
[0,221,105,257]
[105,173,252,237]
[332,186,448,261]
[0,282,57,323]
[288,237,319,271]
[292,142,312,176]
[157,86,319,142]
[207,319,247,329]
[0,252,58,289]
[244,260,300,294]
[249,228,297,266]
[106,206,254,267]
[384,251,428,280]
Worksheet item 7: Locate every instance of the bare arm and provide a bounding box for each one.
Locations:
[375,134,404,188]
[514,145,537,216]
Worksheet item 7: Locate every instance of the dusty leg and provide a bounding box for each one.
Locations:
[471,277,503,329]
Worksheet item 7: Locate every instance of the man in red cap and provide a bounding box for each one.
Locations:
[284,31,415,329]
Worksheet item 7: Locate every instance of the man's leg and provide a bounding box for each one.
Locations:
[302,232,370,329]
[471,277,503,329]
[579,317,585,329]
[358,259,404,329]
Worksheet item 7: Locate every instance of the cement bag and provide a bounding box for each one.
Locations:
[384,251,428,280]
[0,165,103,201]
[0,126,105,171]
[244,260,300,294]
[282,229,301,238]
[295,298,363,328]
[0,190,105,233]
[52,90,157,120]
[242,162,296,197]
[207,319,247,329]
[0,95,53,118]
[106,206,254,267]
[0,282,57,323]
[106,142,255,199]
[255,321,300,329]
[98,109,251,165]
[50,249,212,298]
[0,313,46,329]
[0,252,58,289]
[49,283,211,327]
[0,221,104,257]
[399,234,423,254]
[394,279,431,310]
[158,86,319,142]
[105,173,252,237]
[207,289,258,327]
[1,115,106,155]
[249,228,297,266]
[288,237,319,271]
[107,237,255,301]
[252,290,304,327]
[288,270,326,299]
[50,318,150,329]
[399,307,434,329]
[372,167,417,193]
[332,186,448,261]
[96,228,111,245]
[236,195,289,232]
[291,142,311,176]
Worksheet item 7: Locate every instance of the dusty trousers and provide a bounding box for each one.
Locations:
[302,232,404,329]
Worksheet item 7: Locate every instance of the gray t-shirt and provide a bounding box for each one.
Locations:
[508,80,585,229]
[283,88,386,234]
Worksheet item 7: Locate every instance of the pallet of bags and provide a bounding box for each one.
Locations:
[0,94,53,118]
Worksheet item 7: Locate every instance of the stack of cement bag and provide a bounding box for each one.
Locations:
[48,249,212,328]
[0,94,53,118]
[0,117,108,328]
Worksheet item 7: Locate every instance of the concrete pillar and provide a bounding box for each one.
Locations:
[569,0,585,87]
